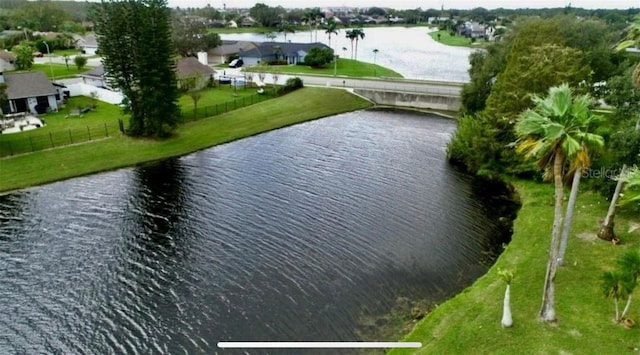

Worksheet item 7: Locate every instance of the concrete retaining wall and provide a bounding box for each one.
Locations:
[354,89,460,112]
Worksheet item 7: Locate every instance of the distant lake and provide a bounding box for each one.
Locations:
[222,26,475,82]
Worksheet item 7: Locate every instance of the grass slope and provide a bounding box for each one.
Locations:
[247,58,403,78]
[428,30,487,48]
[390,179,639,354]
[0,87,372,193]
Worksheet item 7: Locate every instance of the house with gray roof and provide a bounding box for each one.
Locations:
[0,50,16,72]
[0,72,59,114]
[176,57,216,90]
[242,42,332,66]
[78,65,107,88]
[207,40,258,64]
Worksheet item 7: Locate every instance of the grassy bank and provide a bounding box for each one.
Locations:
[428,30,487,48]
[11,63,94,79]
[0,87,372,193]
[391,180,639,353]
[249,58,403,78]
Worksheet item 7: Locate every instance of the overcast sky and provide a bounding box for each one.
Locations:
[165,0,639,10]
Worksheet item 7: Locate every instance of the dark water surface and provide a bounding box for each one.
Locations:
[0,110,511,353]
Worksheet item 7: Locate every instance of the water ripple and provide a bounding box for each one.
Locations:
[0,110,509,352]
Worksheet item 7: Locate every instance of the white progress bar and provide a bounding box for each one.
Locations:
[217,342,422,349]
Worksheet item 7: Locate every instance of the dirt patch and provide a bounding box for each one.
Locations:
[577,232,597,242]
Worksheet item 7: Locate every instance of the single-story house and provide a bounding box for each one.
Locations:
[77,33,99,55]
[78,65,108,88]
[176,57,216,90]
[207,40,258,65]
[78,57,215,91]
[242,42,332,66]
[0,50,16,72]
[0,71,60,114]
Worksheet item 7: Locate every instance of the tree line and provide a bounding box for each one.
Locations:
[446,12,640,325]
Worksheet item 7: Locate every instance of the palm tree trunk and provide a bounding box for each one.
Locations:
[539,152,565,322]
[502,284,513,327]
[614,298,620,322]
[621,295,632,321]
[558,167,582,266]
[350,40,354,60]
[355,39,359,60]
[598,164,627,241]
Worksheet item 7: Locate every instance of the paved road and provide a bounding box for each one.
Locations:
[36,56,464,97]
[224,68,464,96]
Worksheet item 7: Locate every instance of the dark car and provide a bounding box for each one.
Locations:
[229,58,243,68]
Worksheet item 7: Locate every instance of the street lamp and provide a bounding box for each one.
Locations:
[43,41,54,81]
[373,48,379,77]
[334,54,338,76]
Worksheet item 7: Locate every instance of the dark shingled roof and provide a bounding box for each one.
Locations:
[80,65,105,78]
[176,57,215,78]
[4,72,56,100]
[242,42,330,58]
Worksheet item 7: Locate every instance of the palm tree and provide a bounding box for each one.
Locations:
[323,18,339,49]
[278,22,295,43]
[619,165,640,206]
[601,270,636,322]
[351,28,365,60]
[597,164,628,242]
[345,29,356,59]
[498,269,514,328]
[602,250,640,322]
[515,83,605,323]
[303,9,314,43]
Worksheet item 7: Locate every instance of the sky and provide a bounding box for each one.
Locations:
[164,0,640,10]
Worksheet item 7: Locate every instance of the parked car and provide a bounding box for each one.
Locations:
[33,51,43,57]
[229,58,243,68]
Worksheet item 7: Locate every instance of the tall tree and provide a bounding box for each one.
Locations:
[345,29,356,59]
[278,22,295,43]
[13,42,33,70]
[351,28,365,60]
[172,16,221,58]
[94,0,180,137]
[515,83,604,323]
[10,0,69,31]
[323,18,338,49]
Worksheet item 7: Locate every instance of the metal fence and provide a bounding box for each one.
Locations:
[180,91,274,122]
[0,89,284,158]
[0,122,120,158]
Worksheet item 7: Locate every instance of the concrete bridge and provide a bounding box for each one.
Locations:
[253,73,464,112]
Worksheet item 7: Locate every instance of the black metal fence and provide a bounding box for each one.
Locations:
[0,122,120,158]
[0,90,279,158]
[180,91,273,122]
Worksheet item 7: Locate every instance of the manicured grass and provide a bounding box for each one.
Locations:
[48,49,82,57]
[391,180,640,354]
[10,63,94,79]
[429,30,488,47]
[245,58,403,78]
[0,87,373,192]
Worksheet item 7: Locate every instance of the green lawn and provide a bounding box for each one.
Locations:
[245,58,403,78]
[391,179,640,354]
[0,87,372,192]
[429,30,488,48]
[0,85,276,157]
[10,63,93,79]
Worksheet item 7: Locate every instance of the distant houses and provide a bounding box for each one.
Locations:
[241,42,332,66]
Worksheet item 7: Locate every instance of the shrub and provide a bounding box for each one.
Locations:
[283,77,303,92]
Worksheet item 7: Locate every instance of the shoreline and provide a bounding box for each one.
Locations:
[0,87,373,194]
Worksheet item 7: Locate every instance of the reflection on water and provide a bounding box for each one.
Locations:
[0,110,513,353]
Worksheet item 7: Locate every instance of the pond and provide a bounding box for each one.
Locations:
[0,109,515,353]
